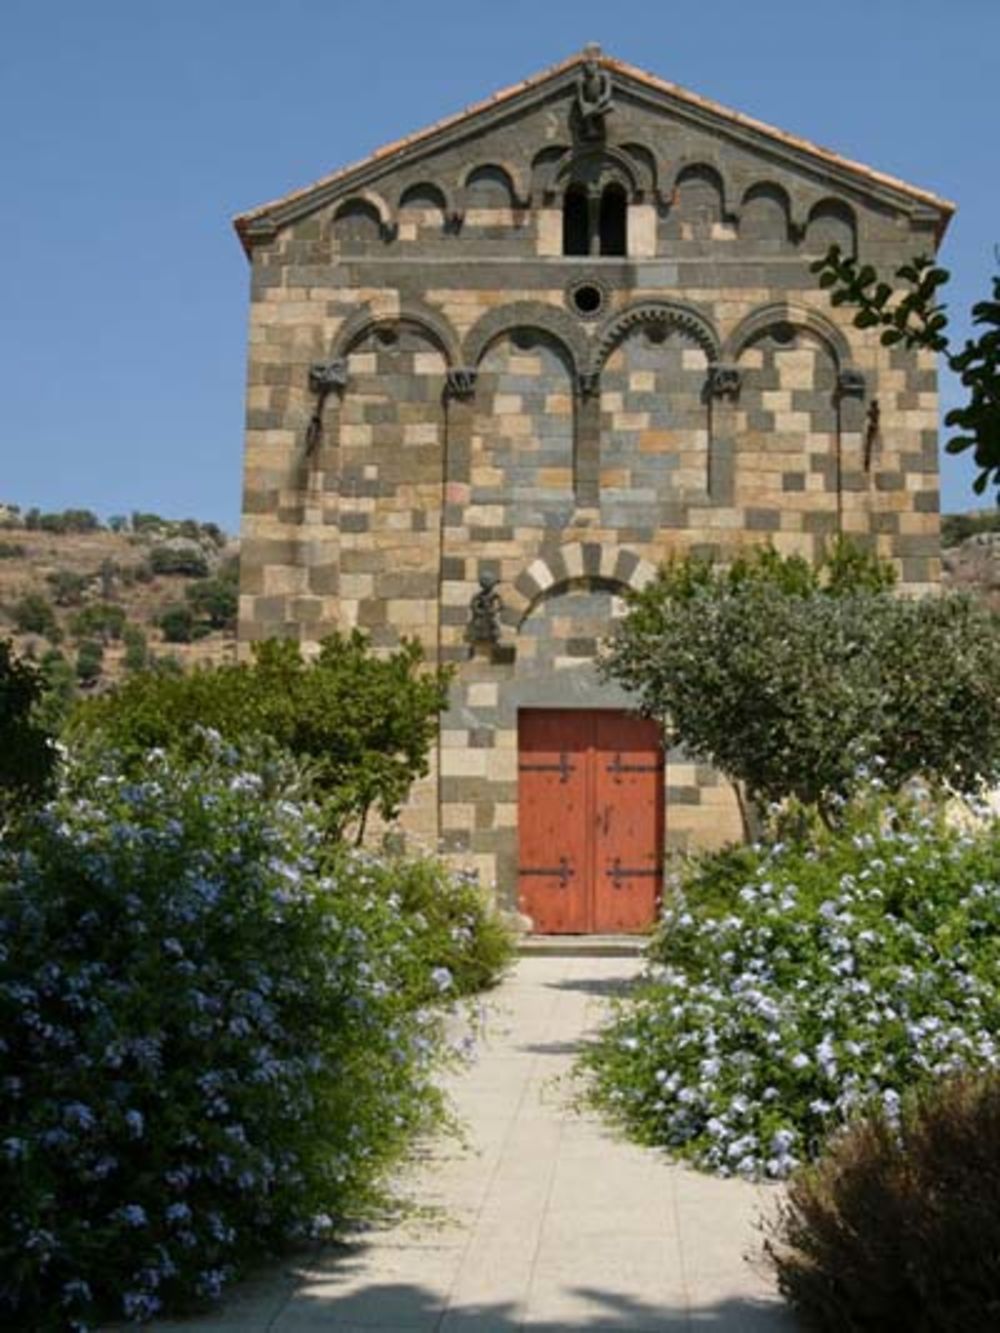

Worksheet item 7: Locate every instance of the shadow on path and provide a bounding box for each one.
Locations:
[266,1267,799,1331]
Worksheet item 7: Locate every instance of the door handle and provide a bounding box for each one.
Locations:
[599,805,611,836]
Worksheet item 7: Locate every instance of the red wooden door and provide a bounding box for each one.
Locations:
[518,710,663,934]
[593,712,664,932]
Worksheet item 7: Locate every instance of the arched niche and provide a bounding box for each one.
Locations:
[598,319,713,517]
[663,164,727,241]
[472,329,576,527]
[465,165,517,208]
[331,198,384,251]
[462,301,588,375]
[332,300,460,368]
[398,183,447,236]
[805,198,858,257]
[336,320,448,647]
[733,316,842,530]
[739,182,793,250]
[594,299,721,370]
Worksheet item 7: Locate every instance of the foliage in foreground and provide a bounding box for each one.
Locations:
[580,791,1000,1180]
[764,1070,1000,1331]
[0,640,56,819]
[601,544,1000,825]
[0,740,456,1330]
[70,632,453,840]
[813,247,1000,498]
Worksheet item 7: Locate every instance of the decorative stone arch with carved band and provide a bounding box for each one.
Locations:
[507,542,657,627]
[592,298,721,373]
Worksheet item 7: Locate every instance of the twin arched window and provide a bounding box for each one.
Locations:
[563,182,627,257]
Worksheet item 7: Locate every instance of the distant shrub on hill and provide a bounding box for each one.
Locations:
[941,510,1000,547]
[46,568,89,606]
[75,639,104,684]
[24,508,101,534]
[70,603,127,643]
[159,605,195,643]
[150,545,209,578]
[10,594,60,641]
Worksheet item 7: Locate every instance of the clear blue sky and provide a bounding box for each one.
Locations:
[2,0,996,531]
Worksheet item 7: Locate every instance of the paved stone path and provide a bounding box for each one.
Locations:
[157,956,796,1331]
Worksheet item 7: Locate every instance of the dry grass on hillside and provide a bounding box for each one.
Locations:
[0,524,238,688]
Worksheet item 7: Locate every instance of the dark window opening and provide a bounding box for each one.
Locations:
[571,283,603,316]
[599,183,627,256]
[563,185,590,256]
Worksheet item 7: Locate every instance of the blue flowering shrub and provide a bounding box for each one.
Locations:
[0,739,455,1329]
[581,791,1000,1180]
[327,850,514,1004]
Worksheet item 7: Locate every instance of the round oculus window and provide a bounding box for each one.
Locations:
[567,280,607,319]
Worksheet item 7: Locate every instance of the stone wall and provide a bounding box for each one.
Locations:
[237,68,944,906]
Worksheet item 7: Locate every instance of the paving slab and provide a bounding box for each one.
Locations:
[149,956,797,1331]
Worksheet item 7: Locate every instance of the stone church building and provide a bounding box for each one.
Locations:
[234,47,952,932]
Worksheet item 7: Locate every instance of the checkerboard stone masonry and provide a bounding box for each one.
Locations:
[235,49,951,906]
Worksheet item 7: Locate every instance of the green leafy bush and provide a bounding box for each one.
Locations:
[185,565,238,630]
[34,649,77,736]
[0,542,25,560]
[10,593,60,640]
[72,633,452,840]
[0,740,451,1328]
[70,602,126,643]
[75,639,104,684]
[580,790,1000,1180]
[764,1071,1000,1330]
[46,569,89,607]
[326,850,515,1003]
[122,624,148,672]
[159,604,195,643]
[149,546,209,578]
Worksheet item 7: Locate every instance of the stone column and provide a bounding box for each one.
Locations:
[706,363,741,505]
[574,371,601,507]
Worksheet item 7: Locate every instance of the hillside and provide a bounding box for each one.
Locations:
[941,509,1000,611]
[0,504,238,693]
[1,501,997,699]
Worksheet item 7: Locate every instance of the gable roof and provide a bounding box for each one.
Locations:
[233,46,955,255]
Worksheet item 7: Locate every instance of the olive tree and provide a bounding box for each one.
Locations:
[601,545,1000,832]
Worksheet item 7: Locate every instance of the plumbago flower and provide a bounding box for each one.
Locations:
[580,787,1000,1180]
[0,737,454,1330]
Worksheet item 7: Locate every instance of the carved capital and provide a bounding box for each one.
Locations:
[707,363,741,399]
[838,368,867,398]
[577,369,601,399]
[308,359,349,395]
[446,366,478,400]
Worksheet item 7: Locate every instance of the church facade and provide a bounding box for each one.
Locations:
[234,48,952,931]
